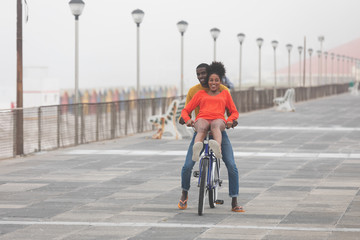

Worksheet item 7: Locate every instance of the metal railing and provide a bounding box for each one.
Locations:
[0,83,350,160]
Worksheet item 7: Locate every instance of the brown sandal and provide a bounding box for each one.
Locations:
[231,205,245,212]
[178,196,188,210]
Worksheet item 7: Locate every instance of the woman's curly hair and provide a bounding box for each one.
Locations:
[206,61,226,86]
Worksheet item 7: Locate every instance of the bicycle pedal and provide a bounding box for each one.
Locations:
[215,199,224,205]
[193,171,199,178]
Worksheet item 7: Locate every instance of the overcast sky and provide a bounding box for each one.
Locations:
[1,0,359,105]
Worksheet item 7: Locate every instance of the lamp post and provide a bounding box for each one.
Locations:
[308,48,313,86]
[69,0,85,104]
[356,59,359,83]
[324,51,328,84]
[210,28,220,61]
[330,53,334,84]
[347,56,351,82]
[131,9,145,98]
[271,40,278,97]
[297,46,303,87]
[317,50,321,85]
[237,33,245,90]
[177,20,188,97]
[336,54,340,84]
[256,38,263,88]
[286,44,293,87]
[69,0,85,146]
[350,57,354,81]
[341,55,345,83]
[16,0,24,155]
[318,36,324,84]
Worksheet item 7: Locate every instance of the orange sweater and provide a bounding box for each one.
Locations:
[181,90,239,123]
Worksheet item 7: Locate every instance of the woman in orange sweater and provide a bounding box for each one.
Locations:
[181,62,239,161]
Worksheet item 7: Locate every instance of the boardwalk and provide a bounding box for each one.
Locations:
[0,93,359,240]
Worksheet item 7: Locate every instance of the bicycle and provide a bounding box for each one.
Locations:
[193,131,224,216]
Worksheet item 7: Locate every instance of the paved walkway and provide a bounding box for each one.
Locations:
[0,93,360,240]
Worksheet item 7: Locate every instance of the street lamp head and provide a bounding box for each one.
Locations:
[69,0,85,18]
[286,44,293,52]
[330,52,334,59]
[131,9,145,26]
[256,38,263,47]
[324,51,328,57]
[308,48,313,56]
[317,50,322,57]
[298,46,303,53]
[318,35,325,42]
[271,40,278,49]
[336,54,340,60]
[210,28,221,40]
[177,20,188,35]
[237,33,245,44]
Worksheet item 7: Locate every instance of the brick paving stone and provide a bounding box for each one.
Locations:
[0,93,359,239]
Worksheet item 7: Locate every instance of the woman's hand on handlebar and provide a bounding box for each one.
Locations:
[186,119,195,127]
[226,121,233,129]
[226,120,238,129]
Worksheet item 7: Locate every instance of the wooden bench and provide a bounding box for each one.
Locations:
[349,82,359,96]
[148,98,193,139]
[273,88,295,112]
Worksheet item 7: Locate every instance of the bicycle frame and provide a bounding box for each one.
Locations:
[198,137,220,190]
[196,132,222,215]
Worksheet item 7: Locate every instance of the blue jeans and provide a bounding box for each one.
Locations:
[181,131,239,197]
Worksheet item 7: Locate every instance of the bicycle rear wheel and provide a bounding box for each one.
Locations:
[198,157,208,216]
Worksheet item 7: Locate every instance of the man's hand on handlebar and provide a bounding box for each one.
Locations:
[179,117,185,125]
[232,120,238,128]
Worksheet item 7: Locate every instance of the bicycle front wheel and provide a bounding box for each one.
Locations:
[209,160,217,208]
[198,157,208,216]
[209,188,217,208]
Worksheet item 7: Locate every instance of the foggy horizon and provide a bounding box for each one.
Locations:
[1,0,359,108]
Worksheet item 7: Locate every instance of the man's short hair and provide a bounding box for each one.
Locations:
[196,63,209,70]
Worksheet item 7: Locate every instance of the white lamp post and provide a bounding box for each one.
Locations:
[69,0,85,104]
[355,58,359,82]
[271,40,278,96]
[131,9,145,98]
[324,51,328,84]
[308,48,313,86]
[341,55,346,83]
[210,28,220,61]
[318,36,324,84]
[286,44,293,87]
[237,33,245,90]
[347,56,351,81]
[330,53,334,84]
[256,38,263,88]
[298,46,303,87]
[177,20,188,97]
[69,0,85,146]
[317,50,322,85]
[336,54,340,84]
[350,57,356,80]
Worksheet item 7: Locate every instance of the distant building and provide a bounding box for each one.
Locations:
[277,38,360,87]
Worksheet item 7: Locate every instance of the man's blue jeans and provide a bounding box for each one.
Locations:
[181,131,239,197]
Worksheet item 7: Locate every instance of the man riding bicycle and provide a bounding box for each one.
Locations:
[177,62,244,213]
